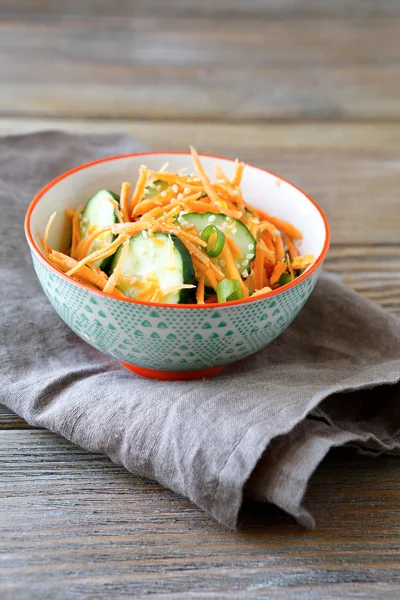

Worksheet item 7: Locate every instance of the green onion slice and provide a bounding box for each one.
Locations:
[216,279,244,303]
[279,272,293,286]
[200,224,225,258]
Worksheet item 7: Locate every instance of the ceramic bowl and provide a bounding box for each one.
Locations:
[25,152,330,380]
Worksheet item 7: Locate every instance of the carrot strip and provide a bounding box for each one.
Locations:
[65,208,75,220]
[48,250,108,289]
[65,234,128,277]
[130,166,150,216]
[100,195,123,223]
[190,146,226,209]
[120,182,131,223]
[196,276,205,304]
[284,234,299,259]
[77,226,113,261]
[259,212,303,239]
[270,262,288,286]
[274,233,285,262]
[221,244,249,298]
[232,160,245,187]
[225,235,242,259]
[253,247,264,290]
[43,212,57,255]
[262,231,275,252]
[70,204,84,259]
[103,238,130,294]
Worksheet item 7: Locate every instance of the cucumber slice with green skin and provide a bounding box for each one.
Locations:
[80,189,120,271]
[179,212,256,279]
[142,180,169,201]
[111,232,195,304]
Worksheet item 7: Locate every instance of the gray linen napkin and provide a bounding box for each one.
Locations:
[1,131,399,529]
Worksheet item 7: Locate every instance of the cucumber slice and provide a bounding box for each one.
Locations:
[111,232,195,304]
[142,180,169,200]
[80,189,120,271]
[179,212,256,279]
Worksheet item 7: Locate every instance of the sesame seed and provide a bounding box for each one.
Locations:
[242,259,249,267]
[231,227,237,234]
[248,243,254,250]
[225,216,231,221]
[177,193,183,200]
[241,269,249,278]
[130,277,137,285]
[246,253,253,259]
[160,191,167,197]
[184,187,191,194]
[208,214,216,222]
[220,259,226,267]
[172,184,179,193]
[142,230,148,238]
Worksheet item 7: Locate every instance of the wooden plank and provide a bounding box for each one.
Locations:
[0,430,399,599]
[0,405,35,429]
[2,118,400,245]
[1,0,400,19]
[0,18,400,121]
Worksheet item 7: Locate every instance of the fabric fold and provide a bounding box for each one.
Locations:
[1,132,399,529]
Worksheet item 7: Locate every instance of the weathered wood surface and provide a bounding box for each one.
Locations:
[1,431,399,599]
[1,1,399,598]
[1,15,400,120]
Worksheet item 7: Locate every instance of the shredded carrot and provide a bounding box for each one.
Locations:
[65,234,128,277]
[130,166,150,216]
[48,250,108,290]
[258,211,303,239]
[270,262,288,286]
[274,233,285,262]
[284,234,299,259]
[43,146,312,306]
[120,182,131,223]
[103,238,130,294]
[225,235,242,259]
[221,244,249,298]
[101,195,123,223]
[196,275,205,304]
[43,212,57,255]
[253,247,265,290]
[262,231,275,252]
[70,204,84,259]
[232,160,245,187]
[190,146,226,208]
[77,226,113,261]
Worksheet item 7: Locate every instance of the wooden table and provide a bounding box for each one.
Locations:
[1,2,399,598]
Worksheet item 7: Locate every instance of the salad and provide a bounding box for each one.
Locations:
[41,148,314,305]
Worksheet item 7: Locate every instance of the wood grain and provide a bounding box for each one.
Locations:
[2,0,400,19]
[0,17,400,120]
[1,430,399,599]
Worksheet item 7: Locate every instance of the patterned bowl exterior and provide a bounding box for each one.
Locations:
[32,252,322,372]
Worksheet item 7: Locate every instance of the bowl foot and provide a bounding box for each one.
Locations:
[120,362,224,381]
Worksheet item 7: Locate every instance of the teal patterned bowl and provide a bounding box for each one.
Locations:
[25,152,330,380]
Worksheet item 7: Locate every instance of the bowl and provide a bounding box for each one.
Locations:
[25,152,330,381]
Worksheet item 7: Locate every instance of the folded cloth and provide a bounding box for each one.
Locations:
[1,131,399,529]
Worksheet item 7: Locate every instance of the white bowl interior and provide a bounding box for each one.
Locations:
[29,154,327,261]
